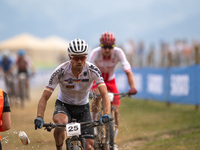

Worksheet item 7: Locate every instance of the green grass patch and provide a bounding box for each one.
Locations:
[117,98,200,150]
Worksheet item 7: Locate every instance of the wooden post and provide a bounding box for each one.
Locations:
[195,105,199,111]
[195,46,199,110]
[166,51,172,107]
[167,51,172,67]
[195,46,199,65]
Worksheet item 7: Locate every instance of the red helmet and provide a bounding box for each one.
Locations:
[100,32,116,46]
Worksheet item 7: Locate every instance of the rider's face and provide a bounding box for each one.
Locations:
[70,55,87,72]
[101,45,114,57]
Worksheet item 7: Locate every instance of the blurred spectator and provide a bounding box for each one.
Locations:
[182,40,192,66]
[123,39,135,66]
[146,43,155,67]
[137,41,145,67]
[160,41,169,67]
[0,50,15,90]
[173,39,184,66]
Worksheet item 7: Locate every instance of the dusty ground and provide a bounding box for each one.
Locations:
[1,86,133,150]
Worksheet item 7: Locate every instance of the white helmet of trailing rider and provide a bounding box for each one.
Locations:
[67,39,89,56]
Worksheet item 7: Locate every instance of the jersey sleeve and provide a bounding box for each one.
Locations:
[89,63,105,87]
[45,65,64,92]
[3,92,11,112]
[88,48,98,64]
[118,48,132,73]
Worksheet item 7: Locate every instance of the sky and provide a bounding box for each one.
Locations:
[1,0,200,49]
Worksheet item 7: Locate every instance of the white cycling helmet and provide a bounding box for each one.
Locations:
[68,39,89,56]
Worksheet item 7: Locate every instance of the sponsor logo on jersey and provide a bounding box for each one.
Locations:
[65,78,82,83]
[89,69,99,77]
[89,65,102,77]
[65,78,73,84]
[82,79,89,82]
[49,68,64,85]
[66,85,74,89]
[83,71,87,76]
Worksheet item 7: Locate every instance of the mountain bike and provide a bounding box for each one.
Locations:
[43,118,111,150]
[4,73,17,105]
[18,72,27,108]
[90,92,129,150]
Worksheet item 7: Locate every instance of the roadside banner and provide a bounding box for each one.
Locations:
[116,65,200,105]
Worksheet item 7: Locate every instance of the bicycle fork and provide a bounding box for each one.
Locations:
[66,136,86,150]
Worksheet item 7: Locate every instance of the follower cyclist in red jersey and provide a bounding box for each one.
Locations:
[88,32,137,143]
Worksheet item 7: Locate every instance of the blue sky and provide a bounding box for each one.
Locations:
[1,0,200,49]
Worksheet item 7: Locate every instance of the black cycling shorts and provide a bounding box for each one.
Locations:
[53,100,94,139]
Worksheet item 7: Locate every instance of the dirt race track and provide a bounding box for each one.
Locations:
[1,86,134,150]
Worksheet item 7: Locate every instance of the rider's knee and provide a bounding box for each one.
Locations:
[85,139,94,150]
[53,114,68,124]
[114,107,119,114]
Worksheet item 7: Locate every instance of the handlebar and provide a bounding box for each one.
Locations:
[89,92,129,99]
[43,118,113,132]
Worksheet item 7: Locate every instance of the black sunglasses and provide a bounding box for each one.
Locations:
[101,44,115,49]
[71,56,87,61]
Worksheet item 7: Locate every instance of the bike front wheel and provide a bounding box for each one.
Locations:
[105,107,115,150]
[72,145,79,150]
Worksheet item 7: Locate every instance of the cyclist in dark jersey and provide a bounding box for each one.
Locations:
[15,49,35,99]
[0,50,14,91]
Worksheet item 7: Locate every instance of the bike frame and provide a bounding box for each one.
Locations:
[18,72,27,108]
[91,92,129,150]
[43,119,104,150]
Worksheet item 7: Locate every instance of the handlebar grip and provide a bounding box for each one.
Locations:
[102,117,110,123]
[45,127,52,132]
[43,123,49,127]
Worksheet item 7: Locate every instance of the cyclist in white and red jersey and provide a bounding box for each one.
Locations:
[89,32,137,139]
[34,39,111,150]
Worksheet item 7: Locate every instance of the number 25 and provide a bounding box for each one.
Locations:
[68,125,79,132]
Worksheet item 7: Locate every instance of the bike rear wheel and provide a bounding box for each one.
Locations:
[104,107,115,150]
[19,81,25,108]
[108,107,115,150]
[18,73,27,108]
[72,145,79,150]
[94,110,105,150]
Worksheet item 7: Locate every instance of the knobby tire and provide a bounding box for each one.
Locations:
[72,145,79,150]
[109,108,115,150]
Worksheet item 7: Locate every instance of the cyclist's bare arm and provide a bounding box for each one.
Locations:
[0,112,11,131]
[126,71,136,88]
[37,90,52,118]
[98,85,111,115]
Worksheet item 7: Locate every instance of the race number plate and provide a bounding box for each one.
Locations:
[108,93,114,102]
[66,123,81,137]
